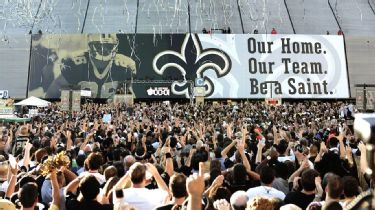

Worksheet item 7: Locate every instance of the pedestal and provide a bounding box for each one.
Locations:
[114,94,134,106]
[195,96,204,105]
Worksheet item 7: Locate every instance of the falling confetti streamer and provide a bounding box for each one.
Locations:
[278,0,282,24]
[123,0,130,24]
[153,25,156,46]
[353,0,363,22]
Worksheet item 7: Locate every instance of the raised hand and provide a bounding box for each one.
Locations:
[212,175,224,187]
[257,140,265,150]
[315,176,323,196]
[236,140,245,153]
[299,158,309,170]
[186,162,205,197]
[145,163,160,177]
[319,141,327,153]
[358,142,366,153]
[213,199,230,210]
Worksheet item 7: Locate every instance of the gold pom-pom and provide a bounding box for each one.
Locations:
[40,152,70,176]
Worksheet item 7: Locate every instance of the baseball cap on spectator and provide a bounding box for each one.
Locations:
[135,146,146,161]
[0,199,16,210]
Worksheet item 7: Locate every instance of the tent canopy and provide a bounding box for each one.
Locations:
[14,96,50,107]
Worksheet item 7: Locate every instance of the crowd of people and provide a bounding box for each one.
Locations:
[0,100,370,210]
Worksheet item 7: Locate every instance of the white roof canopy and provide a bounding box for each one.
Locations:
[14,96,51,107]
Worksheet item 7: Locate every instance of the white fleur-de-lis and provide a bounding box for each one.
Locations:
[153,33,231,98]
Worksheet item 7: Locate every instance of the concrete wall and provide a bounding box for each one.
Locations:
[0,35,30,98]
[345,36,375,98]
[0,35,373,99]
[0,0,374,99]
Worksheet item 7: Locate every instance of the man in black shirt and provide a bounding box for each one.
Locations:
[284,169,320,209]
[65,175,112,210]
[155,173,187,210]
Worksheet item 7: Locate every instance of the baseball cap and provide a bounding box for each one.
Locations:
[0,199,16,210]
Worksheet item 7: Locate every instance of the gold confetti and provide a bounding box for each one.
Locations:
[40,152,70,176]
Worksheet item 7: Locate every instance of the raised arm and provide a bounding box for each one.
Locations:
[272,125,281,145]
[255,141,265,164]
[314,141,327,163]
[146,163,170,193]
[50,170,60,208]
[221,141,236,159]
[5,126,14,153]
[79,132,94,151]
[185,148,196,168]
[212,132,218,151]
[226,122,233,140]
[288,158,309,183]
[114,172,130,190]
[203,175,224,197]
[61,166,78,183]
[358,142,368,174]
[64,177,81,196]
[22,141,33,169]
[338,127,346,160]
[187,163,205,210]
[237,140,251,172]
[237,140,260,180]
[164,148,174,177]
[66,130,73,151]
[5,164,17,198]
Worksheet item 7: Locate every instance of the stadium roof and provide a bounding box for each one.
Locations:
[0,0,374,36]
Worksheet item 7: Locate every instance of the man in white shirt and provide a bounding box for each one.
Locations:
[78,152,106,184]
[246,166,285,200]
[114,162,170,210]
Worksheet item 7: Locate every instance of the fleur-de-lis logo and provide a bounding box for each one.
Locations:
[152,34,232,98]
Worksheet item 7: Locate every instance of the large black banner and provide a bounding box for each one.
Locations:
[29,33,230,99]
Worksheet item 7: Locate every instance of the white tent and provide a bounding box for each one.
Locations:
[15,96,51,107]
